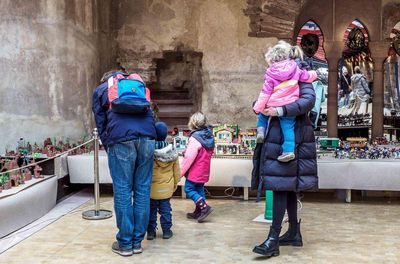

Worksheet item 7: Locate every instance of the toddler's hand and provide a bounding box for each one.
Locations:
[263,107,278,117]
[252,100,258,115]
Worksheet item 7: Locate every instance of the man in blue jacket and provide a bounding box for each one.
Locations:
[92,70,156,256]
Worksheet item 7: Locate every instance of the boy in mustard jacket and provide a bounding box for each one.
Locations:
[147,122,180,240]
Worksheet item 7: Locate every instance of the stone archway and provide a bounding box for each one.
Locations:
[383,21,400,141]
[337,19,374,139]
[296,20,329,132]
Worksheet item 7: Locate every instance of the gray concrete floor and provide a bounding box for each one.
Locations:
[1,197,400,263]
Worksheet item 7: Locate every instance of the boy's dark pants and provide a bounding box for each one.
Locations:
[148,198,172,232]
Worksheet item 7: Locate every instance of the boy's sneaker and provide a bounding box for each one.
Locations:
[147,230,156,240]
[111,241,132,257]
[133,244,143,254]
[278,152,295,162]
[162,230,173,239]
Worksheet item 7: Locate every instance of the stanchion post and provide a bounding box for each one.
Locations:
[82,128,113,220]
[94,128,100,212]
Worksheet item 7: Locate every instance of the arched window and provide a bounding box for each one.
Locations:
[337,19,373,138]
[296,20,328,131]
[383,22,400,141]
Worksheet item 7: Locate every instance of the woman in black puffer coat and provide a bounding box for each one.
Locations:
[252,82,318,257]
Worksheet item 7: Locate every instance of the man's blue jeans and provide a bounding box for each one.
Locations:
[148,198,172,232]
[107,138,155,250]
[184,179,206,203]
[257,114,296,153]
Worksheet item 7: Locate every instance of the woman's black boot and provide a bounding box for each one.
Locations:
[279,219,303,247]
[253,227,280,257]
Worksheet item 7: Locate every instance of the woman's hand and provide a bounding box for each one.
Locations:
[263,107,278,117]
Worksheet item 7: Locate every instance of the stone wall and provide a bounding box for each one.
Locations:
[0,0,114,152]
[244,0,302,39]
[383,1,400,40]
[115,0,276,128]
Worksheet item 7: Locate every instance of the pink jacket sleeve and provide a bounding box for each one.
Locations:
[298,70,317,83]
[253,78,273,113]
[180,137,202,177]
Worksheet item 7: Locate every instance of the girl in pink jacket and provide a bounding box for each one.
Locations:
[180,112,215,223]
[253,41,317,162]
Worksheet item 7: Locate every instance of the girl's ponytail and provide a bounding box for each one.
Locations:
[290,45,304,61]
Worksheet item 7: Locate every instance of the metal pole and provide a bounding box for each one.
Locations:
[94,128,100,212]
[82,128,113,220]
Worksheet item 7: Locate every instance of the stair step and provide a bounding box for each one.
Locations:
[153,99,193,105]
[157,105,193,113]
[151,90,190,100]
[157,112,192,118]
[156,117,189,127]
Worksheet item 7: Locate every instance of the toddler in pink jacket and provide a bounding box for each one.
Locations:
[180,112,215,223]
[253,41,317,162]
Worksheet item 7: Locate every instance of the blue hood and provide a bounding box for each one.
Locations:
[191,127,215,150]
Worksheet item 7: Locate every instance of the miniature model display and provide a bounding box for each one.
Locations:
[173,131,189,153]
[4,136,93,158]
[0,155,38,192]
[215,143,240,155]
[317,136,400,160]
[213,124,239,143]
[239,129,257,155]
[0,135,87,192]
[171,124,257,156]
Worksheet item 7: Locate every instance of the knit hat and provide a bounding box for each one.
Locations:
[155,122,168,141]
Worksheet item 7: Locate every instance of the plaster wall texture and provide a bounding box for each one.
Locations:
[0,0,114,152]
[115,0,277,128]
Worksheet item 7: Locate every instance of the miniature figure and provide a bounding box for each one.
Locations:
[34,164,43,178]
[22,168,32,181]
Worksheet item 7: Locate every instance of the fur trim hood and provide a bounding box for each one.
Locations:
[154,144,179,163]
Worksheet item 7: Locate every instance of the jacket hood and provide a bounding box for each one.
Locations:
[351,73,365,82]
[191,127,215,149]
[154,144,178,163]
[266,59,298,81]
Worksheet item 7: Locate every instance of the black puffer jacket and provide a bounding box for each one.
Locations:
[252,82,318,192]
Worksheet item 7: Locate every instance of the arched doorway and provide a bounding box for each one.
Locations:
[296,20,328,132]
[383,22,400,142]
[337,19,374,139]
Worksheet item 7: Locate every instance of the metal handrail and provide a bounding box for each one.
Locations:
[0,138,94,175]
[0,128,112,220]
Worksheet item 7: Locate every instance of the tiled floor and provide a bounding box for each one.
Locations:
[1,197,400,264]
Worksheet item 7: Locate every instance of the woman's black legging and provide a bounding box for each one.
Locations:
[271,191,298,231]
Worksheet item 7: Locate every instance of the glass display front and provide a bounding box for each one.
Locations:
[337,20,373,138]
[296,20,328,134]
[383,21,400,142]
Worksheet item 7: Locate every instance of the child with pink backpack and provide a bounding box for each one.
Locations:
[180,112,215,223]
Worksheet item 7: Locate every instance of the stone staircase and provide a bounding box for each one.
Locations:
[152,92,194,127]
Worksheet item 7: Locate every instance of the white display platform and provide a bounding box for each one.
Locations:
[68,153,253,187]
[0,175,57,238]
[318,159,400,191]
[68,153,400,202]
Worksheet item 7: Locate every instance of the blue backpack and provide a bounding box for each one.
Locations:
[107,73,151,114]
